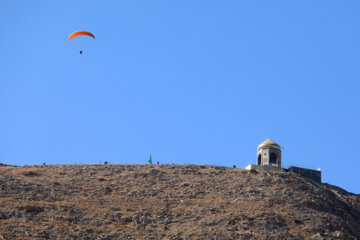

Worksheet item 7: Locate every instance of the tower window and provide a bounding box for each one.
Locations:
[270,153,277,164]
[257,154,262,165]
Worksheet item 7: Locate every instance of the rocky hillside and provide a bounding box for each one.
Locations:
[0,164,359,239]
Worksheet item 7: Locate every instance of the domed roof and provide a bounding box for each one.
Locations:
[257,138,281,150]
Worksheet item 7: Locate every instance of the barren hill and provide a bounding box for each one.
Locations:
[0,164,359,239]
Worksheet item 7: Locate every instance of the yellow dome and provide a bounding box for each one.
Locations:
[257,138,281,150]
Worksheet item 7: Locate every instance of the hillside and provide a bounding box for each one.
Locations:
[0,164,359,239]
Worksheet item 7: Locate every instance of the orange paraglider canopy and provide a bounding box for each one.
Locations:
[69,31,95,40]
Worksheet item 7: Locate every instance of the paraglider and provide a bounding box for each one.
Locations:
[69,31,95,40]
[69,31,95,54]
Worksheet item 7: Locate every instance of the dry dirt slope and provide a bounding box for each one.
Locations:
[0,164,359,240]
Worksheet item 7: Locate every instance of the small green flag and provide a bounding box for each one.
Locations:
[148,153,152,164]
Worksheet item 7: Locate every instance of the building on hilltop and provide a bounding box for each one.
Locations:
[257,138,282,168]
[245,138,285,172]
[245,138,321,182]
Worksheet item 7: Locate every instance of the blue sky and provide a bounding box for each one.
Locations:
[1,1,360,193]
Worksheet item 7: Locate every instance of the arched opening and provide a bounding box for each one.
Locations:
[257,154,262,165]
[270,153,277,164]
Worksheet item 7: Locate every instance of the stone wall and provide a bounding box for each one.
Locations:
[287,166,321,183]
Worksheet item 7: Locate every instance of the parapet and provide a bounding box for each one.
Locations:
[245,164,286,173]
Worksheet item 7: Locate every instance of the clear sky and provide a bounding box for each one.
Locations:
[1,1,360,193]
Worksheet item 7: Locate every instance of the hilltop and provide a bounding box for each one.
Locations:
[0,164,359,239]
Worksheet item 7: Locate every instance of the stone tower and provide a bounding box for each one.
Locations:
[257,138,282,168]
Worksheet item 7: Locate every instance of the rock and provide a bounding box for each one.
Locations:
[23,171,39,177]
